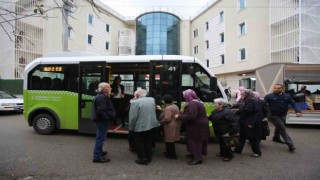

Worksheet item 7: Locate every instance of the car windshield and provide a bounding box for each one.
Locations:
[0,91,17,99]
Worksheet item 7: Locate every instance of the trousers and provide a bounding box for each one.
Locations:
[270,115,294,148]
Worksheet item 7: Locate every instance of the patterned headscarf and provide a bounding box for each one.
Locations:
[242,89,255,101]
[183,89,199,103]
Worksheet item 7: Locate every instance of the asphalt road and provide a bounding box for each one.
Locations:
[0,112,320,180]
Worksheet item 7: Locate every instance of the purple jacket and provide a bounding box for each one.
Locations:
[178,100,209,141]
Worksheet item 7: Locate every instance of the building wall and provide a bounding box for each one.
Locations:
[191,0,270,91]
[180,20,191,56]
[43,0,128,55]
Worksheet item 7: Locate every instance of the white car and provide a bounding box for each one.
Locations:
[0,91,23,112]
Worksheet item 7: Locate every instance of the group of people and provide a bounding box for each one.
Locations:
[217,84,301,162]
[90,82,302,165]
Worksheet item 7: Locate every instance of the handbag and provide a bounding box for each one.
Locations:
[223,135,240,148]
[263,122,270,136]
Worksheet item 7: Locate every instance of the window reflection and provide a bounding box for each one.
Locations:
[136,12,180,55]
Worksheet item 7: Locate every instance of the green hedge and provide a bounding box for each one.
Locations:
[0,79,23,95]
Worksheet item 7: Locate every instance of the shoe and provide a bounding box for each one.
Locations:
[216,153,222,157]
[122,124,125,127]
[273,137,286,144]
[102,151,108,156]
[135,159,148,165]
[187,160,202,165]
[164,152,177,159]
[289,147,296,153]
[185,154,194,159]
[250,153,261,158]
[223,157,231,162]
[93,157,110,163]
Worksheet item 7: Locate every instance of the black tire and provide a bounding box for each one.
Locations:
[32,114,56,135]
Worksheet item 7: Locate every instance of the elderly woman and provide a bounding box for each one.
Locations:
[234,89,262,158]
[208,98,238,162]
[175,89,209,165]
[129,89,160,165]
[157,94,181,159]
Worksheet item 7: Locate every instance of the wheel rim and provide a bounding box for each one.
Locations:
[37,117,51,131]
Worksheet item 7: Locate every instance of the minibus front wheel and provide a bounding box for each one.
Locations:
[33,113,56,135]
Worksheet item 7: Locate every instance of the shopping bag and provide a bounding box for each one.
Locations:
[223,135,240,148]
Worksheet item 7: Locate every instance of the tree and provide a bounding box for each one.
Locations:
[0,0,109,45]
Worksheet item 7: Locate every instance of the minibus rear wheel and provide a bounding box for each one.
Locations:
[33,114,56,135]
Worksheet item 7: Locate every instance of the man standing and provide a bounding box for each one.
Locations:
[128,89,160,165]
[264,84,302,152]
[91,82,115,163]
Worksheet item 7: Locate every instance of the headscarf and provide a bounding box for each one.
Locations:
[242,89,255,101]
[253,91,260,99]
[236,86,246,102]
[183,89,200,103]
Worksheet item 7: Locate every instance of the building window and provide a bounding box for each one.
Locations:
[239,48,246,60]
[220,33,224,43]
[205,40,209,49]
[88,35,93,44]
[88,14,93,24]
[219,11,224,23]
[205,21,209,30]
[221,55,225,64]
[106,24,109,32]
[193,29,198,38]
[194,45,198,54]
[206,59,209,67]
[105,41,109,50]
[238,0,246,10]
[136,12,180,55]
[239,22,246,35]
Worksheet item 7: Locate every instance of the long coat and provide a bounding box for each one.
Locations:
[178,100,209,141]
[237,99,261,139]
[128,97,160,132]
[159,104,181,143]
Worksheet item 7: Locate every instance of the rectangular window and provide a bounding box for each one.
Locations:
[239,48,246,60]
[220,33,224,43]
[219,11,224,23]
[221,55,225,64]
[194,45,198,54]
[239,22,246,35]
[105,41,109,50]
[193,29,198,37]
[205,40,209,49]
[205,22,209,30]
[88,14,93,24]
[106,24,109,32]
[88,35,93,44]
[206,59,209,67]
[238,0,246,10]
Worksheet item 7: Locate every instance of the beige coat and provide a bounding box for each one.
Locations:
[159,104,181,143]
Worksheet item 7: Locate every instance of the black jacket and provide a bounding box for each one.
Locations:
[264,92,301,116]
[209,107,238,136]
[111,84,124,95]
[91,92,116,122]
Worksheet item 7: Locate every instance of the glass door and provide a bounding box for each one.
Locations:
[149,60,182,108]
[78,62,108,133]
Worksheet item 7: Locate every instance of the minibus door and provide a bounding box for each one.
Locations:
[149,60,182,109]
[78,62,109,133]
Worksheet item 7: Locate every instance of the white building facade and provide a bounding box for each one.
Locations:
[1,0,319,93]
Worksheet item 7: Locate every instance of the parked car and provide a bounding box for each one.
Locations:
[0,91,23,112]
